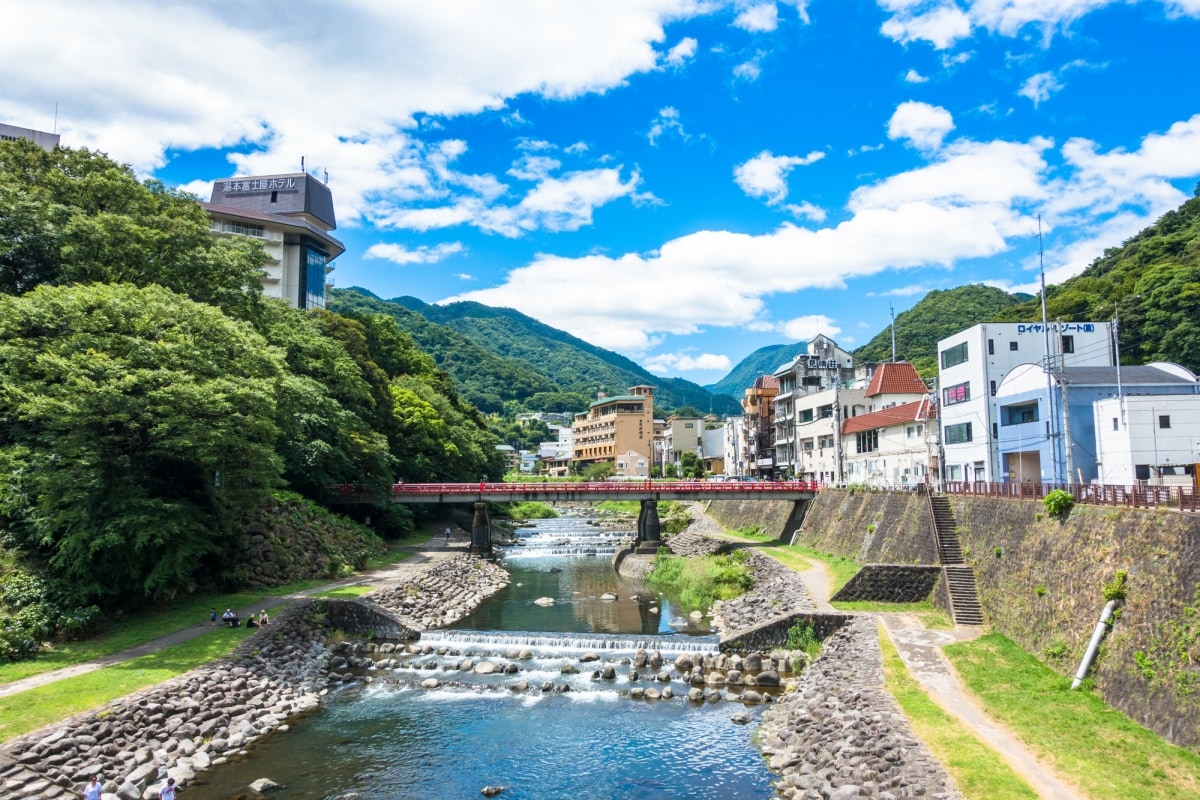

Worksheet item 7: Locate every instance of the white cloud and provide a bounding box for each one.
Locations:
[887,101,956,150]
[904,69,930,83]
[663,36,698,67]
[508,154,562,181]
[365,242,466,264]
[456,273,474,281]
[733,56,763,81]
[870,283,932,297]
[0,1,710,225]
[879,1,1200,50]
[1018,71,1062,107]
[780,315,841,341]
[784,201,828,222]
[734,150,825,205]
[644,351,733,374]
[564,141,589,155]
[648,106,690,145]
[733,2,780,32]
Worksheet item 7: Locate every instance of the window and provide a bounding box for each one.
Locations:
[943,382,970,406]
[1159,415,1171,429]
[1002,402,1038,426]
[941,342,968,368]
[818,405,833,419]
[818,435,834,449]
[945,422,973,444]
[1061,335,1074,354]
[1135,464,1151,481]
[988,339,995,355]
[856,430,878,453]
[799,409,814,423]
[948,465,962,481]
[990,380,997,396]
[684,422,693,428]
[1009,341,1019,351]
[906,425,923,439]
[1112,417,1119,431]
[802,375,821,386]
[993,422,998,439]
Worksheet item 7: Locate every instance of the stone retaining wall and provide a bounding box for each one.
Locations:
[322,598,421,641]
[711,550,817,636]
[759,616,962,800]
[366,554,509,630]
[831,565,943,604]
[720,611,854,652]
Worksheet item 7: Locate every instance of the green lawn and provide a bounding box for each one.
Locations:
[312,585,375,599]
[945,633,1200,800]
[0,541,419,685]
[716,528,815,573]
[879,625,1039,800]
[0,629,248,744]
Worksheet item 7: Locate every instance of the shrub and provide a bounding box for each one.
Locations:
[1043,489,1075,520]
[1102,569,1128,602]
[786,621,821,659]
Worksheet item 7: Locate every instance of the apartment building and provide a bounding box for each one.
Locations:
[0,122,59,150]
[202,173,343,310]
[571,385,655,467]
[936,321,1114,483]
[773,335,859,481]
[1094,391,1200,485]
[741,376,779,478]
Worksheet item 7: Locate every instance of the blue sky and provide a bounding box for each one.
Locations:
[4,1,1199,386]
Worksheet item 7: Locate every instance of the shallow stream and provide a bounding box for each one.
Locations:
[183,511,778,800]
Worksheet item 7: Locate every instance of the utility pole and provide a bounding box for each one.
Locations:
[1058,318,1075,485]
[1038,215,1060,485]
[890,304,897,363]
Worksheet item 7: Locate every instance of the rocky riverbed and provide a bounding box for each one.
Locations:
[365,553,509,629]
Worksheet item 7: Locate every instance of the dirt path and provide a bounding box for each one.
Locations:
[0,529,469,699]
[688,502,1083,800]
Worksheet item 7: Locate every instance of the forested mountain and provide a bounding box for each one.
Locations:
[996,191,1200,374]
[853,285,1028,377]
[328,289,742,415]
[705,342,809,397]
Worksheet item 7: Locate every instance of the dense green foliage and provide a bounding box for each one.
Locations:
[1043,489,1075,519]
[705,342,808,397]
[996,192,1200,374]
[0,142,504,648]
[328,288,741,415]
[855,285,1025,377]
[647,548,752,610]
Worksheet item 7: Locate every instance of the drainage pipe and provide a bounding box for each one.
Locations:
[1071,599,1121,689]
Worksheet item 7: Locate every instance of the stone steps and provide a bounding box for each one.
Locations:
[928,495,984,626]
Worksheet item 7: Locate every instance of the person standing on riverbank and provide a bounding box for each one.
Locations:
[83,775,102,800]
[159,777,177,800]
[445,526,451,542]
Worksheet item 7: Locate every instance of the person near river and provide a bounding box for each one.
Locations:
[159,777,177,800]
[83,775,102,800]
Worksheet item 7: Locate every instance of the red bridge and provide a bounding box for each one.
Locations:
[333,480,821,504]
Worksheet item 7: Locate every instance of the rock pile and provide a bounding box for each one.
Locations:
[0,602,334,800]
[758,616,962,800]
[713,549,817,635]
[665,529,725,557]
[367,555,510,629]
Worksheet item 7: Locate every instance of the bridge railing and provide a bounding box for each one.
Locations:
[942,481,1199,512]
[386,480,823,496]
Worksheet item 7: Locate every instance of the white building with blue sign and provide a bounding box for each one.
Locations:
[936,321,1114,484]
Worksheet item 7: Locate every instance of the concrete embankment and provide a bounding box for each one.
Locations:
[773,487,1200,750]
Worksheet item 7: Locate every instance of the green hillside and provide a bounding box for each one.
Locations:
[329,289,741,415]
[996,192,1200,373]
[854,285,1029,377]
[706,342,809,397]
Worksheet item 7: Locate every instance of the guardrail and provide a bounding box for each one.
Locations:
[331,480,822,498]
[942,481,1200,512]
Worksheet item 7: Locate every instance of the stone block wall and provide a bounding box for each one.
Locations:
[706,498,798,539]
[831,565,943,603]
[319,598,420,641]
[790,487,1200,749]
[720,611,854,651]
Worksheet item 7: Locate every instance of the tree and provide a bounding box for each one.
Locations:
[0,283,285,606]
[0,141,267,322]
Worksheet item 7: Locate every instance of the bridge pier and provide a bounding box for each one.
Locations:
[470,501,491,555]
[635,499,662,554]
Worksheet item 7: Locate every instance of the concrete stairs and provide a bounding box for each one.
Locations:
[928,495,984,627]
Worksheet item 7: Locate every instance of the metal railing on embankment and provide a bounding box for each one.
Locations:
[942,481,1200,512]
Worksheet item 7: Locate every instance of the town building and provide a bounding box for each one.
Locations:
[773,335,859,482]
[536,425,574,477]
[614,450,652,477]
[840,363,936,488]
[995,362,1200,484]
[0,122,59,150]
[658,414,704,474]
[701,425,725,475]
[936,321,1114,484]
[741,376,779,479]
[722,416,747,478]
[202,173,343,310]
[571,385,655,468]
[1094,392,1200,486]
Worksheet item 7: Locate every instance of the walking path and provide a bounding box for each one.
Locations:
[0,529,468,699]
[681,504,1083,800]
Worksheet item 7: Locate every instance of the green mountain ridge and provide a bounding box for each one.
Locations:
[328,288,741,415]
[705,342,809,397]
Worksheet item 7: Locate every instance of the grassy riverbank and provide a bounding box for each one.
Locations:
[0,630,249,744]
[647,549,753,610]
[879,626,1039,799]
[945,633,1200,800]
[0,541,418,686]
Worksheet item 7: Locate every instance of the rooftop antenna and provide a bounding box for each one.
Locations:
[890,303,897,363]
[323,168,329,185]
[53,103,58,134]
[300,156,305,173]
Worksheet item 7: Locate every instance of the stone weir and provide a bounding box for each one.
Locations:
[0,554,509,800]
